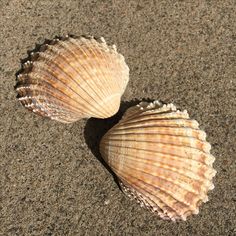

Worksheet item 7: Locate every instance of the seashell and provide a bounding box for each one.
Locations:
[100,100,216,221]
[16,36,129,123]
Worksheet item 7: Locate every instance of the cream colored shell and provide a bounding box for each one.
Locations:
[16,36,129,123]
[100,101,216,221]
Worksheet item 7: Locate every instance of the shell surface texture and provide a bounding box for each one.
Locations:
[100,101,216,221]
[16,36,129,123]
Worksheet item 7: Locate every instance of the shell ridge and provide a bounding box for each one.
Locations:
[16,36,130,122]
[52,38,112,116]
[103,44,123,93]
[68,38,110,99]
[138,101,175,111]
[115,123,193,130]
[32,59,110,118]
[106,130,207,142]
[102,144,213,171]
[19,72,103,118]
[117,119,199,130]
[79,40,113,100]
[123,173,199,216]
[35,52,110,117]
[121,106,142,120]
[17,81,88,113]
[17,83,93,117]
[18,87,84,118]
[82,39,115,98]
[120,112,190,125]
[90,38,129,101]
[118,172,192,220]
[51,41,112,115]
[100,101,216,220]
[119,179,179,220]
[82,38,127,115]
[100,141,213,165]
[96,44,125,112]
[109,127,207,141]
[21,96,78,123]
[102,147,214,184]
[102,138,210,154]
[66,38,115,116]
[119,109,186,123]
[90,38,125,93]
[107,156,207,199]
[85,39,124,115]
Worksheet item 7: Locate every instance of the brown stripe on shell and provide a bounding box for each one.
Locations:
[16,36,129,122]
[32,49,112,117]
[52,38,116,116]
[100,145,216,183]
[99,101,216,221]
[103,148,212,202]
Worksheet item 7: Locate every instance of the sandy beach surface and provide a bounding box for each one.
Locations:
[0,1,235,235]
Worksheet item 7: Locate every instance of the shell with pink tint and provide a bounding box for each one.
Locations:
[16,36,129,123]
[100,101,216,221]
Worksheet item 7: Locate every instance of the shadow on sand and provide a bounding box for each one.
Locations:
[84,99,148,185]
[84,100,140,185]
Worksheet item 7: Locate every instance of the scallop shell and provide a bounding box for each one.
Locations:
[16,36,129,123]
[100,101,216,221]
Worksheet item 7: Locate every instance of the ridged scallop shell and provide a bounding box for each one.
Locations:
[100,101,216,221]
[16,36,129,123]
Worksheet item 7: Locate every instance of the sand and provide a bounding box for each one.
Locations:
[0,0,235,235]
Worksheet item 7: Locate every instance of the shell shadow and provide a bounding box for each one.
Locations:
[83,99,154,186]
